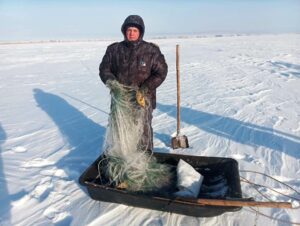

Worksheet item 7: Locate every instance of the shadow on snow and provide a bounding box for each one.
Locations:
[271,61,300,78]
[33,89,106,181]
[0,124,11,225]
[157,103,300,159]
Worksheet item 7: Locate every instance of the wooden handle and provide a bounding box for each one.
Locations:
[186,198,293,209]
[176,44,180,136]
[154,196,292,209]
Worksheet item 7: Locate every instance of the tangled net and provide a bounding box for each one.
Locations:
[100,80,172,193]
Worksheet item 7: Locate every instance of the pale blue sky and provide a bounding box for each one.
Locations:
[0,0,299,41]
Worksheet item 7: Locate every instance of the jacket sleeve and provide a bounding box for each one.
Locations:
[142,47,168,91]
[99,46,116,84]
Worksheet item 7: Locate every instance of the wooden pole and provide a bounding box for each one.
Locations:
[176,44,180,136]
[154,197,293,209]
[189,198,292,209]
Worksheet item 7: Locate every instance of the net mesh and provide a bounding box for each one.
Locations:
[99,80,172,192]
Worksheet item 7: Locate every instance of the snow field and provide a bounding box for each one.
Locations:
[0,34,300,225]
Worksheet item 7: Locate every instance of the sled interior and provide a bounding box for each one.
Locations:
[79,152,243,217]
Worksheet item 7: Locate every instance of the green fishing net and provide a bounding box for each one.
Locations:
[100,80,172,193]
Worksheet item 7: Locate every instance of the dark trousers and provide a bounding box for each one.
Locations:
[141,104,153,151]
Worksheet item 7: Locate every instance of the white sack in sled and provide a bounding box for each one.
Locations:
[174,159,204,198]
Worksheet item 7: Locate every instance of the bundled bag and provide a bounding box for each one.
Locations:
[175,159,204,198]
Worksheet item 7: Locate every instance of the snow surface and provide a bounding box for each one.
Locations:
[0,34,300,226]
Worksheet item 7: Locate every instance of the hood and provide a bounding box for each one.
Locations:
[121,15,145,40]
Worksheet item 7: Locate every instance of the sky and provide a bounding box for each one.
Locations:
[0,0,300,41]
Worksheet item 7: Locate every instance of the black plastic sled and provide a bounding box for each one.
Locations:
[79,152,243,217]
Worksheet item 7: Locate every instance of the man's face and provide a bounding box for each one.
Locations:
[126,27,140,41]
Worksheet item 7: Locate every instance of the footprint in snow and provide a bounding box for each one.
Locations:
[142,218,163,226]
[179,217,200,225]
[40,168,69,179]
[12,146,27,153]
[231,154,264,166]
[21,158,55,168]
[43,207,73,226]
[30,177,53,201]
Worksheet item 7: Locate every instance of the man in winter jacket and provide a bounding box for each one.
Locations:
[99,15,168,151]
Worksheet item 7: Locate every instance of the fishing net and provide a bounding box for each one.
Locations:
[99,80,172,193]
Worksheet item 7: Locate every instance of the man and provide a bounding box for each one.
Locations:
[99,15,168,151]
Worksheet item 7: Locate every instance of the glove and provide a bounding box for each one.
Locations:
[136,89,145,108]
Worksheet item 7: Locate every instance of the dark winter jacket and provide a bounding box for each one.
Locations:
[99,15,168,109]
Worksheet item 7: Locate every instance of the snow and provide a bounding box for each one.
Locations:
[0,33,300,225]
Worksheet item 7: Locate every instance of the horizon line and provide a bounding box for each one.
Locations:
[1,32,299,45]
